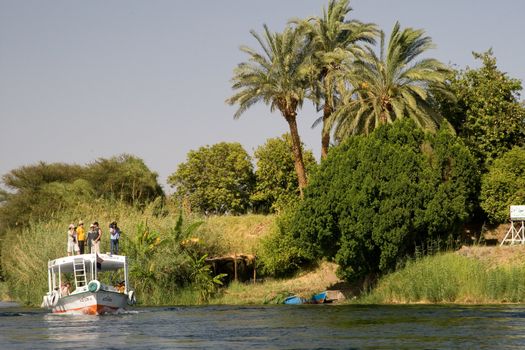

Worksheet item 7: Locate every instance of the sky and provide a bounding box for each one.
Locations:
[1,0,524,193]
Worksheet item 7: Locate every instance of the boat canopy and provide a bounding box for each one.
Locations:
[48,254,127,273]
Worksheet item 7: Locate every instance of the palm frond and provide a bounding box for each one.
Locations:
[332,21,452,140]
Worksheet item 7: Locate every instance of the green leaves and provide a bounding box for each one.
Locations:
[437,50,525,169]
[168,142,255,215]
[332,21,452,139]
[251,134,317,213]
[481,147,525,223]
[285,120,478,282]
[0,155,163,229]
[86,154,163,205]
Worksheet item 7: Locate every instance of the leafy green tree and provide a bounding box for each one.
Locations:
[332,21,452,139]
[292,0,377,159]
[0,155,163,230]
[436,50,525,168]
[284,120,477,283]
[168,142,255,215]
[0,162,87,228]
[86,154,163,205]
[480,147,525,223]
[226,25,314,196]
[251,134,317,213]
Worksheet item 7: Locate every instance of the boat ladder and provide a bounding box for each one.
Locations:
[73,258,87,288]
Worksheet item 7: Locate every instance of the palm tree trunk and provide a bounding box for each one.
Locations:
[321,103,332,160]
[285,113,308,198]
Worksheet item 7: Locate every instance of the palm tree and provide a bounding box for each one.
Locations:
[332,21,453,139]
[292,0,377,159]
[226,25,313,197]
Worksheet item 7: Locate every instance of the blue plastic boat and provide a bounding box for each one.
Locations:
[283,291,327,305]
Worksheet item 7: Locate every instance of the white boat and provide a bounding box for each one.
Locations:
[41,253,136,315]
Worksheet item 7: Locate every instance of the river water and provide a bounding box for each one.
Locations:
[2,303,525,349]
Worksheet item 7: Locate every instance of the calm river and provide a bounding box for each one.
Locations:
[2,303,525,349]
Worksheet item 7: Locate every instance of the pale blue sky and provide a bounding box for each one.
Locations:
[1,0,524,192]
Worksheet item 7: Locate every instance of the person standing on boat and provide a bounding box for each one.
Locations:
[67,224,80,256]
[76,220,86,254]
[92,221,102,254]
[87,224,97,253]
[109,221,120,255]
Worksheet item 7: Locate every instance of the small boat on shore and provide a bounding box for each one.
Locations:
[41,253,136,315]
[284,291,328,305]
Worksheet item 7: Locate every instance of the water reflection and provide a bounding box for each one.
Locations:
[43,311,140,348]
[44,313,103,343]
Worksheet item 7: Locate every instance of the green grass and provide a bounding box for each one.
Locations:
[200,214,275,255]
[361,252,525,304]
[0,282,10,301]
[211,280,292,305]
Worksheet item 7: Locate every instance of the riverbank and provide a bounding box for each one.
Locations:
[213,260,345,304]
[213,245,525,305]
[2,207,524,306]
[361,245,525,304]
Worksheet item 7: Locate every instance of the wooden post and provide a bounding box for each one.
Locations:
[253,256,256,284]
[233,254,238,282]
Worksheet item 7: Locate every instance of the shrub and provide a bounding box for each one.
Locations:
[480,147,525,223]
[251,134,317,213]
[257,207,314,277]
[168,142,255,215]
[286,120,478,282]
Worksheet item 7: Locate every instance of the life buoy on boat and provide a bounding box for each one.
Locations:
[127,290,136,305]
[88,280,101,292]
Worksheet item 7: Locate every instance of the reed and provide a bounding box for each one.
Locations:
[0,282,10,301]
[362,252,525,304]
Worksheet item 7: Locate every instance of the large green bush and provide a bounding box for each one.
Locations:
[480,147,525,223]
[435,50,525,169]
[168,142,255,215]
[285,120,478,282]
[251,134,317,213]
[0,155,163,230]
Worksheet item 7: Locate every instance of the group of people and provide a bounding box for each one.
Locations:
[67,220,121,256]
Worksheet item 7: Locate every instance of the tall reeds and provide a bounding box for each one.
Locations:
[363,252,525,304]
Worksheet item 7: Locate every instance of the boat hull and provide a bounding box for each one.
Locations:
[52,290,128,315]
[284,292,327,305]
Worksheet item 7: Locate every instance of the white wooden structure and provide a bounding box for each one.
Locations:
[500,205,525,245]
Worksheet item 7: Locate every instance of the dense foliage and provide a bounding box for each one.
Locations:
[282,120,478,282]
[437,50,525,169]
[480,147,525,223]
[251,134,317,213]
[86,154,163,204]
[0,155,163,229]
[168,142,255,215]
